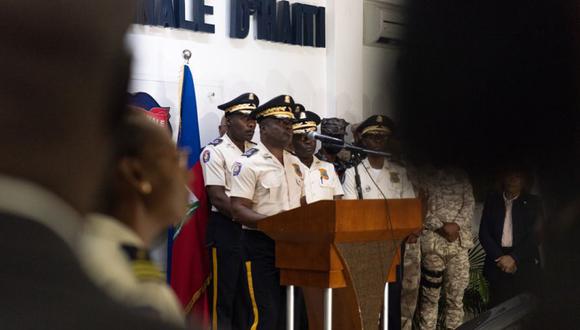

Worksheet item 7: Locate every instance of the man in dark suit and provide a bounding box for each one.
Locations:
[0,1,185,329]
[479,168,542,308]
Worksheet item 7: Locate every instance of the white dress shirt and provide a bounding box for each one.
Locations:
[501,193,519,247]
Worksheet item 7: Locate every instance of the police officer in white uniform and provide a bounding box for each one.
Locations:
[342,114,415,329]
[200,93,258,330]
[230,95,304,330]
[342,115,415,200]
[291,105,343,203]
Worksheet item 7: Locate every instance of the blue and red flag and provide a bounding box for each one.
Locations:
[169,64,210,326]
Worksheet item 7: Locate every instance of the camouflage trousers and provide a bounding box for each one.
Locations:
[401,240,421,330]
[418,232,469,330]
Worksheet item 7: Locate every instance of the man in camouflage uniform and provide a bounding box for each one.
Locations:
[418,166,474,330]
[315,118,351,183]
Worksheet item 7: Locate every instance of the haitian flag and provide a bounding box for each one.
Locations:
[169,64,210,326]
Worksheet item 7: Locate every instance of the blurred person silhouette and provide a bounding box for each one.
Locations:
[80,110,189,326]
[315,118,351,183]
[350,122,361,146]
[395,0,578,328]
[219,115,228,137]
[479,166,542,308]
[0,1,184,329]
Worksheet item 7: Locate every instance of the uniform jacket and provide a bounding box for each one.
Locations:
[79,214,185,326]
[200,134,256,206]
[421,168,475,249]
[0,176,184,330]
[230,142,304,221]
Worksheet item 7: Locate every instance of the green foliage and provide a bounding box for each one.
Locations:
[465,237,489,311]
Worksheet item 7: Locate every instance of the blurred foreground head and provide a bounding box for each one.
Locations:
[0,0,134,214]
[101,110,189,244]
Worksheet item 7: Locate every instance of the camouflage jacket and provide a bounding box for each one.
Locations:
[420,167,474,249]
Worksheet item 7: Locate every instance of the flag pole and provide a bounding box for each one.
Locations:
[166,48,193,283]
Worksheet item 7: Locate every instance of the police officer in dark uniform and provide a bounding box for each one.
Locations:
[200,93,259,330]
[314,117,352,183]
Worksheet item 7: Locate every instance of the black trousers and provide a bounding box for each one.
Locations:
[242,230,282,330]
[206,211,249,330]
[242,230,308,330]
[487,247,540,308]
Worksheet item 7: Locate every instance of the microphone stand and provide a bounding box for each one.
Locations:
[322,140,391,159]
[352,152,364,199]
[323,141,391,200]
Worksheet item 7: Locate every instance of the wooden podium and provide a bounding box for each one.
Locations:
[258,199,422,330]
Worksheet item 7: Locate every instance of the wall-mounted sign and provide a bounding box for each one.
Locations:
[134,0,325,48]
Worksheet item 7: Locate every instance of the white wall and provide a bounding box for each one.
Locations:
[126,0,327,146]
[326,0,364,125]
[125,0,401,144]
[326,0,401,129]
[363,46,399,120]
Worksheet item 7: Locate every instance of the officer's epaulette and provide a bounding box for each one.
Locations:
[207,138,223,147]
[242,148,259,157]
[121,244,163,282]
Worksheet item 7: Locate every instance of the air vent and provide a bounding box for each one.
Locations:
[364,0,405,48]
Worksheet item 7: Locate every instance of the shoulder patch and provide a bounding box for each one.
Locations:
[208,138,223,146]
[242,148,259,157]
[319,168,329,182]
[232,161,242,176]
[389,171,400,183]
[202,149,211,163]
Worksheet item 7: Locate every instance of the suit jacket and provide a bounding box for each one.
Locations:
[0,212,185,330]
[478,192,542,282]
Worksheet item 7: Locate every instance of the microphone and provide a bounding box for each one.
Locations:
[306,131,344,144]
[307,131,391,158]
